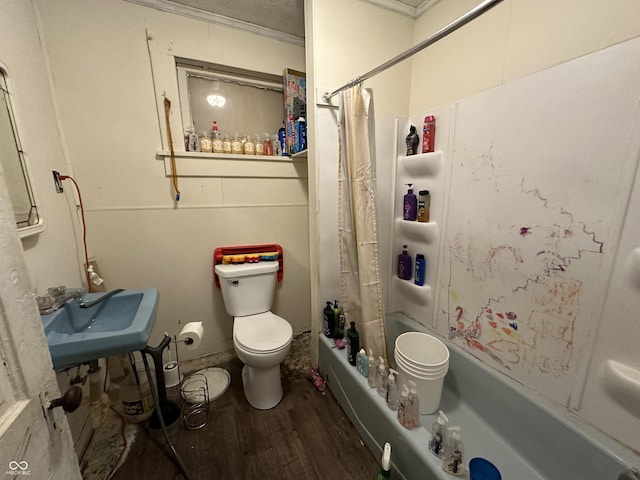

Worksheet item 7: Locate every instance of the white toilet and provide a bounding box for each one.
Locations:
[214,260,293,409]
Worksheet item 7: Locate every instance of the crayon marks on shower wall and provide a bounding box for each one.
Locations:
[442,163,606,402]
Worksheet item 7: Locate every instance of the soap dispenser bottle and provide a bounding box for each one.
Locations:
[403,184,417,221]
[428,410,449,458]
[386,369,399,411]
[442,427,464,476]
[376,357,387,397]
[405,381,420,429]
[356,349,369,378]
[398,245,412,280]
[367,350,376,388]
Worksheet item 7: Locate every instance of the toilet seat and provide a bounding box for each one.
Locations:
[234,312,292,354]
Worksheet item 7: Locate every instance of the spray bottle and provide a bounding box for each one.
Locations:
[442,426,464,476]
[376,442,392,479]
[428,410,449,458]
[376,357,387,397]
[367,350,376,388]
[386,369,399,411]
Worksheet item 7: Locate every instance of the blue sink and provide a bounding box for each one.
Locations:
[41,288,159,370]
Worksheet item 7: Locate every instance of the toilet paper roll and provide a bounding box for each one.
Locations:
[178,322,204,351]
[163,361,182,388]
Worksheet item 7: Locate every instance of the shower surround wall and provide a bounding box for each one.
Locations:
[309,0,640,458]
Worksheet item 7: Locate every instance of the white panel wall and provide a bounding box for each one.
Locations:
[34,0,309,359]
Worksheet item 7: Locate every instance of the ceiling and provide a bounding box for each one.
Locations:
[128,0,439,42]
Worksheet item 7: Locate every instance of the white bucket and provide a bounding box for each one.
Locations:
[395,349,449,374]
[121,365,154,423]
[395,332,449,368]
[396,360,447,414]
[395,353,448,378]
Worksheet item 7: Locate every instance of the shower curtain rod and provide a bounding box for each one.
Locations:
[322,0,504,104]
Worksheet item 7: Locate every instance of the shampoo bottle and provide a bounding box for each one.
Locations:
[333,300,344,338]
[415,254,426,286]
[376,357,387,397]
[347,321,360,366]
[422,115,436,153]
[386,368,399,411]
[442,427,464,476]
[398,245,412,280]
[323,301,335,338]
[417,190,430,222]
[428,410,449,458]
[367,350,376,388]
[405,125,420,156]
[403,184,417,221]
[376,442,392,480]
[356,349,369,378]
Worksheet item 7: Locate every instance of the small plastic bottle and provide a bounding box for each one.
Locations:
[405,381,420,429]
[428,410,449,458]
[222,134,232,154]
[243,134,255,155]
[323,301,335,338]
[263,133,273,156]
[442,427,464,476]
[417,190,430,222]
[346,321,360,366]
[211,121,223,153]
[367,350,376,388]
[397,385,410,427]
[199,131,212,153]
[376,357,387,397]
[231,133,243,154]
[187,127,199,152]
[255,134,264,155]
[356,349,368,378]
[415,254,426,286]
[386,368,399,411]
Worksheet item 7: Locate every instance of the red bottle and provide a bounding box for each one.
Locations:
[422,115,436,153]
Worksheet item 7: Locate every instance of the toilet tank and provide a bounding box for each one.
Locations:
[214,261,279,317]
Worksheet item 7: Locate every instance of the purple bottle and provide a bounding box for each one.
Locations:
[403,184,417,221]
[398,245,412,280]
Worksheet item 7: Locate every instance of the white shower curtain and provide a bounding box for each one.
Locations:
[338,85,387,361]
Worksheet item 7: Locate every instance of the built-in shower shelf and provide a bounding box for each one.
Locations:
[396,219,438,243]
[397,151,442,178]
[156,151,307,178]
[392,276,432,306]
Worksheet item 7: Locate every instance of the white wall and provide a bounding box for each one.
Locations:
[34,0,309,359]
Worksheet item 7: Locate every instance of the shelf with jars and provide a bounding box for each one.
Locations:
[156,151,307,178]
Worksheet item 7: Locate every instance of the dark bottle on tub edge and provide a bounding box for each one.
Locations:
[347,321,360,366]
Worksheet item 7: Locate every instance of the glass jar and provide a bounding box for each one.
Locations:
[199,132,212,153]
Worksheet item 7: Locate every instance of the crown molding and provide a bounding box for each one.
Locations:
[124,0,305,47]
[358,0,439,18]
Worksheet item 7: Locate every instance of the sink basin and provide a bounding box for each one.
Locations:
[41,288,159,370]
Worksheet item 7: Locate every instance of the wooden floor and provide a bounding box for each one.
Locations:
[110,356,378,480]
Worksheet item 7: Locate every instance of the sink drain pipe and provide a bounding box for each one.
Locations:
[141,335,194,480]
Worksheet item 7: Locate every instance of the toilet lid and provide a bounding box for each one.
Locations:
[234,312,292,353]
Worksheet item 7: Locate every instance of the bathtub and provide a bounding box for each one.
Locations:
[319,312,639,480]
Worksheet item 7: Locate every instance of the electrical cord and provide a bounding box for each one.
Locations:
[59,175,92,293]
[141,353,194,480]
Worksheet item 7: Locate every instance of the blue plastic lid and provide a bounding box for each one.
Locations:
[469,458,501,480]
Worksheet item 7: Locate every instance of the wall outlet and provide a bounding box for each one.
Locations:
[52,171,63,193]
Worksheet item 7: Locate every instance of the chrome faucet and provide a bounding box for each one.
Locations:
[37,287,85,314]
[76,289,124,309]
